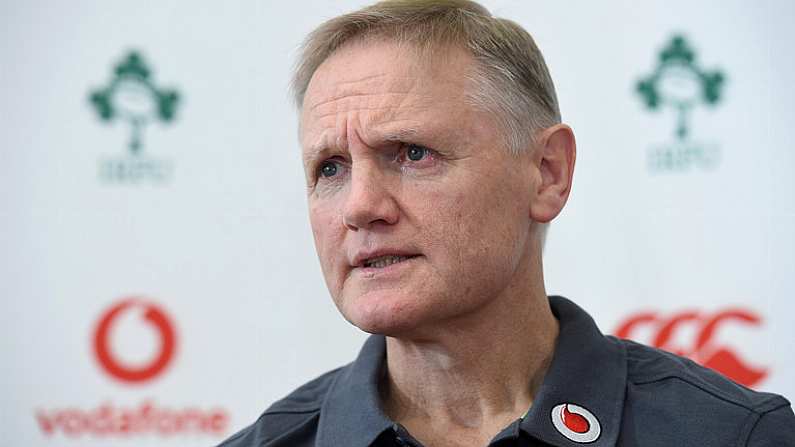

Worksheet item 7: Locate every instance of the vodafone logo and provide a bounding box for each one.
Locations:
[615,308,767,387]
[93,298,177,383]
[550,403,601,443]
[34,296,231,439]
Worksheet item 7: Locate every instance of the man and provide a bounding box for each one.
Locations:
[220,1,794,446]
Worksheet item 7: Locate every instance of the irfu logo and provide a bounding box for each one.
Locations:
[636,35,726,172]
[89,51,180,183]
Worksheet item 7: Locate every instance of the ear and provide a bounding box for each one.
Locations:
[529,124,576,223]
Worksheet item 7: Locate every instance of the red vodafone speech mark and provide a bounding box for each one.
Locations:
[562,404,590,434]
[615,308,768,387]
[93,298,177,383]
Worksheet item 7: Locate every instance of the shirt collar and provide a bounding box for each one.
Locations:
[520,296,627,447]
[316,296,627,447]
[316,335,394,447]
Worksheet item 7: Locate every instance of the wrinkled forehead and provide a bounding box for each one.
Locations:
[299,40,476,149]
[303,37,471,106]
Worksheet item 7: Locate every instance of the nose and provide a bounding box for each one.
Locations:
[342,161,399,231]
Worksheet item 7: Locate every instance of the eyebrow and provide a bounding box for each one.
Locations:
[380,127,420,144]
[303,126,421,164]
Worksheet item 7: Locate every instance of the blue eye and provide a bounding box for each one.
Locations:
[406,144,428,161]
[319,160,338,177]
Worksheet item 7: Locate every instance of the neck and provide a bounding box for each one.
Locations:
[380,249,559,446]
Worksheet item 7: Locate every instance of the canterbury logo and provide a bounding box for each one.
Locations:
[614,308,767,387]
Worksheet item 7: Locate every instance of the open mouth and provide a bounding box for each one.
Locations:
[361,254,419,269]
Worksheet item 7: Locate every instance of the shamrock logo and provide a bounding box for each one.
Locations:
[636,35,725,141]
[89,51,180,154]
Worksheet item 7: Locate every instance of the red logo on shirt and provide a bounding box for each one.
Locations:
[551,403,601,443]
[614,308,768,387]
[93,298,177,383]
[562,404,589,433]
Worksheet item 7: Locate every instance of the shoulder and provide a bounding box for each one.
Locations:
[216,366,344,447]
[614,337,795,446]
[618,337,787,412]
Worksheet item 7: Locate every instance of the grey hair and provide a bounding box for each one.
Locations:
[291,0,561,154]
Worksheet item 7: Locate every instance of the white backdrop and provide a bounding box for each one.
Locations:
[2,1,794,446]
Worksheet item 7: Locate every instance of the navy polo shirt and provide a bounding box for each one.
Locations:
[219,296,795,446]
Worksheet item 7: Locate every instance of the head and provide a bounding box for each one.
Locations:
[293,0,575,336]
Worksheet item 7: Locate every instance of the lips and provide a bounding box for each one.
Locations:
[351,250,421,270]
[362,254,415,268]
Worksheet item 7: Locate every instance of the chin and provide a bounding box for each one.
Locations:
[339,289,427,336]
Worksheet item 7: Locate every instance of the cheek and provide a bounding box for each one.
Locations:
[309,202,344,286]
[419,176,528,281]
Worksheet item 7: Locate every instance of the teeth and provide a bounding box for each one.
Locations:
[364,255,409,268]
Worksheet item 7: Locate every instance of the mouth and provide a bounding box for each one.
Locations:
[360,254,419,269]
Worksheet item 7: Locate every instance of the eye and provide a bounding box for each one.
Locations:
[406,144,429,161]
[319,160,339,178]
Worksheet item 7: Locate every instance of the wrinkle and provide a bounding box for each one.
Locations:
[310,104,426,122]
[308,91,420,113]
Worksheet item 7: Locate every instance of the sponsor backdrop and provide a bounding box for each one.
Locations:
[3,1,793,445]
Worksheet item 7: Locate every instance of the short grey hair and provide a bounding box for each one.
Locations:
[291,0,561,154]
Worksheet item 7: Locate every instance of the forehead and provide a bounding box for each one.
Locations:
[299,40,477,152]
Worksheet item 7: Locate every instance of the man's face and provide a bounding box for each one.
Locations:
[300,40,538,336]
